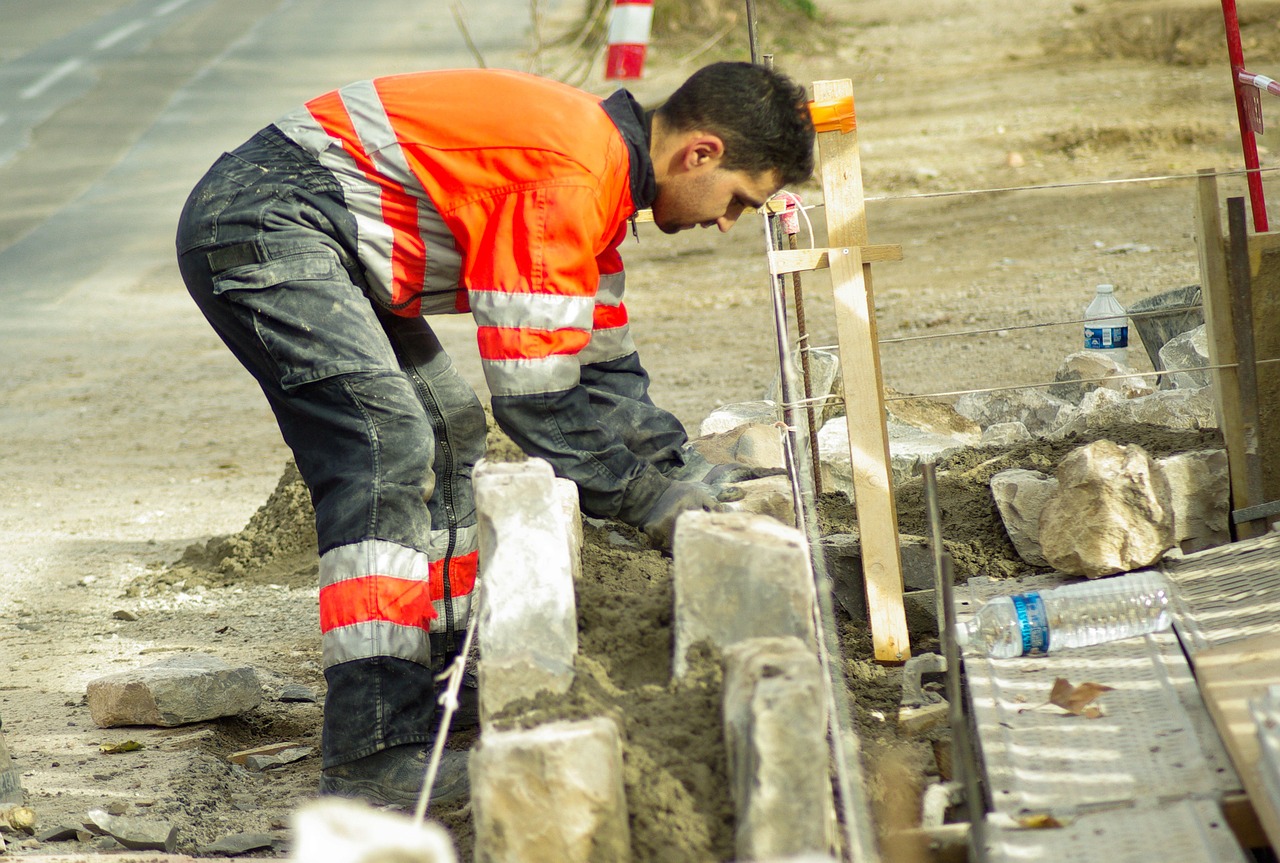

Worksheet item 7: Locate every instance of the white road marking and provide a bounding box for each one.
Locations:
[154,0,192,16]
[95,20,147,51]
[20,58,85,100]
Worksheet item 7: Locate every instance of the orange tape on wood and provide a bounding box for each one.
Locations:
[809,95,855,133]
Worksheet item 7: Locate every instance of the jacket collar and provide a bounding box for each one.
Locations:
[601,89,656,210]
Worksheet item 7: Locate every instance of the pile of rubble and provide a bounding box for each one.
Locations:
[700,319,1225,582]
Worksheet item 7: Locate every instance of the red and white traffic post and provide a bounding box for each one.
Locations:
[605,0,653,80]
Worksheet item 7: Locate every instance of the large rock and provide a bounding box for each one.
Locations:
[816,417,968,494]
[688,422,785,470]
[0,712,20,805]
[1158,324,1210,389]
[474,460,577,725]
[1038,441,1175,578]
[292,798,457,863]
[85,653,261,728]
[700,401,779,437]
[990,469,1059,567]
[981,421,1031,446]
[723,474,796,525]
[1048,351,1152,403]
[1155,449,1230,552]
[471,718,630,863]
[955,388,1072,434]
[884,389,982,445]
[1049,386,1218,438]
[673,511,816,678]
[84,810,178,852]
[723,638,836,861]
[766,348,841,423]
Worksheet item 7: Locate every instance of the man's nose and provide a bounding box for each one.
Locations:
[715,212,739,232]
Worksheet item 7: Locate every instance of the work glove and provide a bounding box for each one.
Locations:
[639,480,729,553]
[702,462,787,485]
[668,446,785,485]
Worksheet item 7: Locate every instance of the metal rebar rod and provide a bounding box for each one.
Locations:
[789,232,823,494]
[762,213,880,863]
[924,462,988,863]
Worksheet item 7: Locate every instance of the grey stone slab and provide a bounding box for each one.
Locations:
[723,638,836,861]
[471,718,630,863]
[673,511,816,678]
[85,653,261,728]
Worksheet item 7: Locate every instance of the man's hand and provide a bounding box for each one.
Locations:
[639,481,728,552]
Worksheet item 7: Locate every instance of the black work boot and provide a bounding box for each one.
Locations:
[319,743,470,808]
[449,670,480,730]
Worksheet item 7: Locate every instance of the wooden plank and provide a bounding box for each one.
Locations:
[1195,171,1258,538]
[815,77,909,663]
[1193,632,1280,851]
[1250,230,1280,261]
[829,247,908,662]
[1226,198,1269,530]
[1247,231,1280,511]
[768,244,903,276]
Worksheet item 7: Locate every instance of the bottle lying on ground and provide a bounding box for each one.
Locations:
[955,570,1172,659]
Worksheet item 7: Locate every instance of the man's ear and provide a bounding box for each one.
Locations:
[681,133,725,171]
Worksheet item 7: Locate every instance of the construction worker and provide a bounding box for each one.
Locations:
[175,61,815,808]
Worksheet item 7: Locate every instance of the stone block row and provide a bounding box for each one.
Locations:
[463,459,838,863]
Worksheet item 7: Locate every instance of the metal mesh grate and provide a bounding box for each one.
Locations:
[1162,530,1280,654]
[958,574,1240,820]
[985,799,1249,863]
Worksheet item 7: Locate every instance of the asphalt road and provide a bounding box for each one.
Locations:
[0,0,559,592]
[0,0,552,303]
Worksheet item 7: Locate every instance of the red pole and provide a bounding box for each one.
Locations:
[1222,0,1269,232]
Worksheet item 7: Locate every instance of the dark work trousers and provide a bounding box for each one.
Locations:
[175,128,487,768]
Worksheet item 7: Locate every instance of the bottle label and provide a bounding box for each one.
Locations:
[1011,592,1049,655]
[1084,326,1129,350]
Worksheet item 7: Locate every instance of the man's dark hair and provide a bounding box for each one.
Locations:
[656,61,815,187]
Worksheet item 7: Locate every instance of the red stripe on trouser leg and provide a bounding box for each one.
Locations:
[318,551,479,632]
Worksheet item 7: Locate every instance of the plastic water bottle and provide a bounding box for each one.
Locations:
[1083,283,1129,365]
[955,571,1171,659]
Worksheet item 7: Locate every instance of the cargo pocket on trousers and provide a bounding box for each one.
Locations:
[211,247,398,390]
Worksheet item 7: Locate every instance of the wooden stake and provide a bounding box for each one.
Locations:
[814,78,910,662]
[1227,197,1269,530]
[1195,171,1261,539]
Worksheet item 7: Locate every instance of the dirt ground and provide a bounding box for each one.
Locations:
[0,0,1273,859]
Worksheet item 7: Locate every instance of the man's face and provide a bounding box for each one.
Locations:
[650,164,781,235]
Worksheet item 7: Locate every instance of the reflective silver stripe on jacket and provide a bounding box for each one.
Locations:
[578,270,635,365]
[483,355,582,397]
[274,84,462,310]
[469,290,594,332]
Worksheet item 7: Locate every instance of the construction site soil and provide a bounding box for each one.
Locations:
[0,0,1268,859]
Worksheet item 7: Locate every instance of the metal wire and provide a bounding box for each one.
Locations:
[863,164,1280,205]
[412,577,485,824]
[771,357,1280,409]
[799,306,1205,352]
[760,208,881,863]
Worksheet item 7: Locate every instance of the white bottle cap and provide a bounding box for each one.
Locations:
[1096,284,1114,293]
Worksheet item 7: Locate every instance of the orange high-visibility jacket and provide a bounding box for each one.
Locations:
[275,69,679,522]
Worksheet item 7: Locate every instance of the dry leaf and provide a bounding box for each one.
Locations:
[1016,813,1064,829]
[99,740,143,754]
[1048,677,1114,716]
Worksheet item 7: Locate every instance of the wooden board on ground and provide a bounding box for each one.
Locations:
[1193,631,1280,851]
